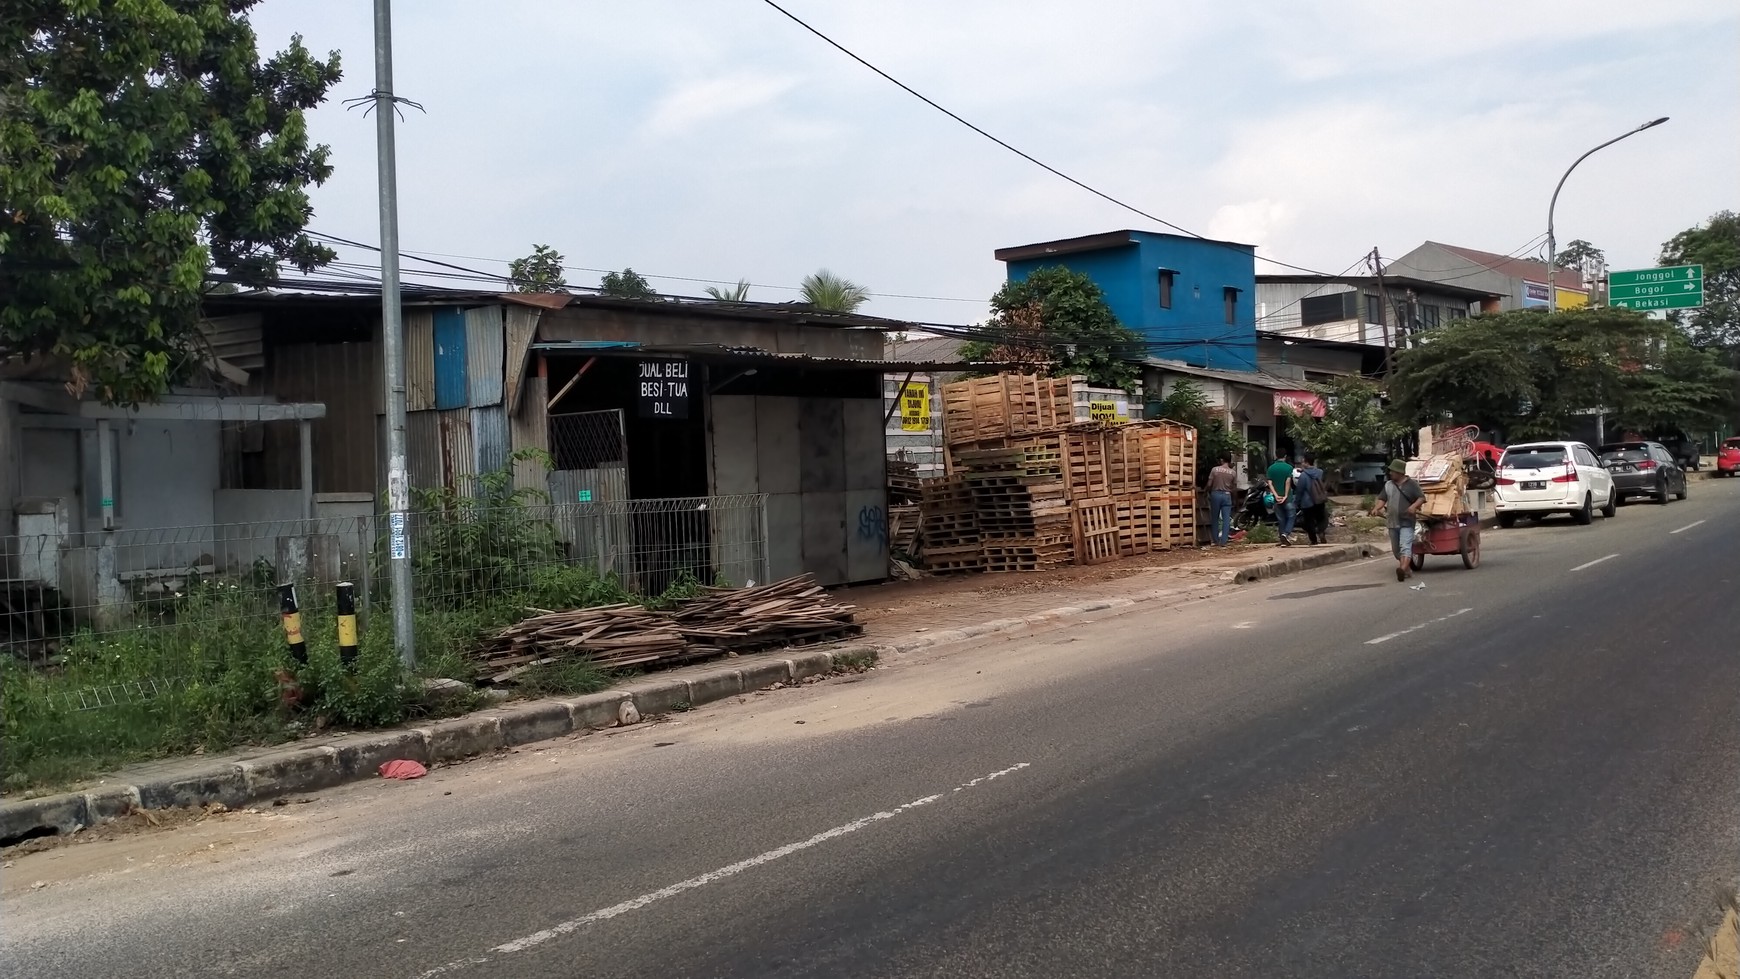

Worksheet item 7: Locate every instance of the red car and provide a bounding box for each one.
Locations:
[1718,437,1740,477]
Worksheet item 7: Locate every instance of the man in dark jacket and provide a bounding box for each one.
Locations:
[1296,453,1329,545]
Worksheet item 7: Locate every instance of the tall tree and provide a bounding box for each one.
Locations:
[0,2,342,403]
[959,267,1144,390]
[705,279,751,302]
[508,244,567,292]
[1553,238,1606,285]
[800,269,870,313]
[1660,210,1740,354]
[599,268,658,300]
[1388,306,1735,441]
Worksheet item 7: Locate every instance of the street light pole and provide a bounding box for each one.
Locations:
[1546,116,1669,311]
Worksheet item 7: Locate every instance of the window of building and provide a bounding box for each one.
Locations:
[1445,306,1467,320]
[1223,287,1240,325]
[1365,293,1384,325]
[1419,304,1441,330]
[1158,269,1175,309]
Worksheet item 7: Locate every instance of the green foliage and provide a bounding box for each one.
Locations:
[601,268,658,299]
[1661,210,1740,354]
[961,267,1144,391]
[1279,375,1402,475]
[1151,379,1261,482]
[705,279,751,302]
[1243,523,1279,545]
[0,3,342,404]
[1387,306,1738,441]
[800,269,870,313]
[408,449,566,607]
[1554,239,1605,276]
[509,244,568,292]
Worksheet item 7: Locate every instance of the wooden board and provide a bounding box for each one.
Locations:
[1072,497,1119,565]
[1066,430,1109,500]
[1148,490,1197,549]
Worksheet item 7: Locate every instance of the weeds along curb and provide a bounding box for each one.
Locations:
[0,646,874,846]
[1,545,1380,844]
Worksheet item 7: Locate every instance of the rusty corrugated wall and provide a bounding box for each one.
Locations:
[257,340,380,494]
[465,306,505,408]
[510,373,549,495]
[405,409,442,493]
[438,407,475,496]
[405,310,436,412]
[471,405,509,483]
[503,305,540,414]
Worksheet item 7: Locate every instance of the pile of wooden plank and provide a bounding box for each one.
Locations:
[919,475,982,572]
[475,575,860,684]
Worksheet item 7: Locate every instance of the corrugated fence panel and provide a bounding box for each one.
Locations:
[438,407,475,495]
[465,305,505,408]
[510,374,550,494]
[405,410,442,491]
[405,310,436,412]
[503,305,540,414]
[471,405,509,479]
[432,308,469,410]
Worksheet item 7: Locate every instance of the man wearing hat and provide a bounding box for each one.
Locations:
[1370,459,1426,581]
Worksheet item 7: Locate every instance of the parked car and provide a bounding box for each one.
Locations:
[1493,441,1617,527]
[1341,454,1389,493]
[1598,441,1687,505]
[1717,437,1740,477]
[1655,436,1702,471]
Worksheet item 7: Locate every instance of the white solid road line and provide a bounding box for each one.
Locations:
[1570,553,1621,572]
[1366,607,1474,646]
[1671,520,1707,535]
[412,762,1034,978]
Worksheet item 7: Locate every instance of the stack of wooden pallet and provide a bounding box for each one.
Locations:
[957,446,1073,573]
[886,459,923,506]
[918,474,982,572]
[941,374,1073,447]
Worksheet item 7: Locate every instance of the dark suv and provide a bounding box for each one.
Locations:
[1654,436,1702,471]
[1598,441,1688,505]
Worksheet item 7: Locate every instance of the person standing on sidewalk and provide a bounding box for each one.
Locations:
[1206,453,1238,546]
[1295,453,1329,545]
[1266,454,1297,545]
[1371,459,1425,581]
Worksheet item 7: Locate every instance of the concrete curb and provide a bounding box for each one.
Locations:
[1228,543,1381,583]
[0,545,1374,844]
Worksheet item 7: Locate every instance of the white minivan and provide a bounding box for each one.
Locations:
[1493,441,1617,527]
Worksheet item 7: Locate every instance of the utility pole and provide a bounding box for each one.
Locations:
[1370,248,1392,374]
[372,0,415,668]
[1547,116,1669,311]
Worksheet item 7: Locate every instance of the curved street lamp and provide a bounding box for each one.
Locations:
[1546,116,1670,310]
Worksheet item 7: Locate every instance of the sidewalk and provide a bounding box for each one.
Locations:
[1,539,1382,843]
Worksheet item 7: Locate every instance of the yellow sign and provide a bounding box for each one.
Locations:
[900,384,931,432]
[1089,400,1120,423]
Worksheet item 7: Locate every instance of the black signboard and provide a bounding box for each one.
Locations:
[637,359,690,419]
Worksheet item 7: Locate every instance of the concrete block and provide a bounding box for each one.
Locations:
[499,701,573,747]
[784,651,834,680]
[622,678,689,716]
[333,730,429,779]
[565,691,629,730]
[135,767,249,811]
[0,793,88,843]
[737,657,792,690]
[83,785,141,824]
[237,746,342,799]
[685,669,744,706]
[424,715,504,763]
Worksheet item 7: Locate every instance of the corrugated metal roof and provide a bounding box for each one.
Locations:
[405,310,436,412]
[465,306,505,407]
[432,309,469,410]
[438,407,475,496]
[471,405,509,479]
[405,409,442,492]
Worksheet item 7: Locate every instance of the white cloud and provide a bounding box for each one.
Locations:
[641,74,799,139]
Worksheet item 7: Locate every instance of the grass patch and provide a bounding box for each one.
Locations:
[833,649,878,672]
[1243,523,1279,545]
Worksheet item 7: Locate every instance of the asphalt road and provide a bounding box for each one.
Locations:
[4,480,1737,979]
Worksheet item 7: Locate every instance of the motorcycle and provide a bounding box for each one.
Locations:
[1231,477,1279,532]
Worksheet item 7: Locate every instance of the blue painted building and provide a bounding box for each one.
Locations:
[995,230,1259,372]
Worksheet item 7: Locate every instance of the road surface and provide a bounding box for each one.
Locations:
[5,480,1737,978]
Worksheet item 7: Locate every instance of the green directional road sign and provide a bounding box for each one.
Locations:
[1607,264,1704,311]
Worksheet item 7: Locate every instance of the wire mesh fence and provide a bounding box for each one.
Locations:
[0,494,769,713]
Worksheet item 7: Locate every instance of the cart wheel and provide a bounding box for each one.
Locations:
[1409,552,1425,572]
[1460,527,1480,569]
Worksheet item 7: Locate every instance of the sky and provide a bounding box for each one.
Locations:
[249,0,1740,326]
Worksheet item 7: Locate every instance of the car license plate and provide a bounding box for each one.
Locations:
[1522,480,1546,490]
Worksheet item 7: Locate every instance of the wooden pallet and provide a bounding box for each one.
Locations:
[919,474,976,513]
[942,375,1075,445]
[1115,494,1153,556]
[1148,490,1198,549]
[1140,420,1197,490]
[923,543,985,573]
[982,535,1073,573]
[1104,426,1148,497]
[1066,429,1110,500]
[1072,497,1119,565]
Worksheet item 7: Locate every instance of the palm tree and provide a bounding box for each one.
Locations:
[800,269,870,314]
[705,279,751,302]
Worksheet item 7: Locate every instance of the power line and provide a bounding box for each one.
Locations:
[757,0,1338,278]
